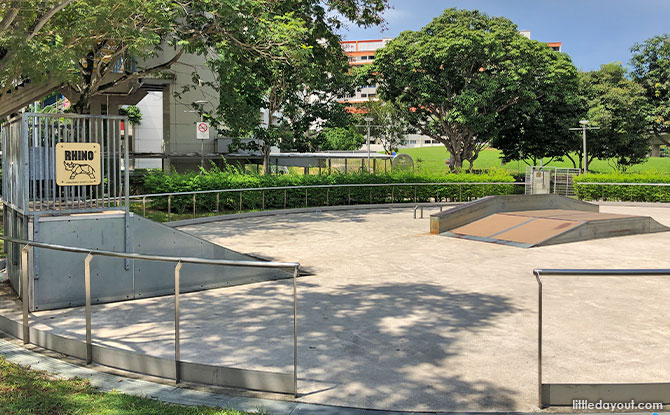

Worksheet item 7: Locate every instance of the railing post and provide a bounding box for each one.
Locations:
[21,244,31,344]
[369,187,372,204]
[326,188,329,206]
[414,185,417,203]
[305,188,308,208]
[459,184,462,202]
[167,195,171,222]
[537,273,543,408]
[348,188,351,205]
[293,265,299,397]
[142,196,146,217]
[216,193,220,213]
[391,186,394,203]
[174,261,183,384]
[239,191,243,212]
[84,252,94,364]
[192,193,196,218]
[262,190,265,210]
[284,189,287,209]
[421,207,424,219]
[413,206,417,219]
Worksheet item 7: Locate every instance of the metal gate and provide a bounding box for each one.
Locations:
[525,166,580,197]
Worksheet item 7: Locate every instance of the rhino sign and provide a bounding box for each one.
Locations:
[55,143,101,186]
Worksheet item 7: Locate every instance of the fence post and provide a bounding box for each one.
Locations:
[174,261,183,384]
[305,188,308,208]
[21,244,31,344]
[391,186,394,203]
[262,190,265,210]
[348,188,351,205]
[192,194,196,218]
[284,189,287,209]
[239,191,243,212]
[369,187,372,204]
[414,185,417,203]
[142,197,146,217]
[293,265,299,397]
[459,184,462,202]
[216,193,220,213]
[167,195,171,222]
[84,253,94,364]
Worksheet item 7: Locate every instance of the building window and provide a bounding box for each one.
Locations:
[368,55,374,59]
[360,93,367,98]
[368,93,376,98]
[424,140,431,144]
[361,56,368,60]
[408,140,416,144]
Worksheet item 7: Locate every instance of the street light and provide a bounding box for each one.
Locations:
[569,120,599,174]
[364,117,373,172]
[184,100,210,169]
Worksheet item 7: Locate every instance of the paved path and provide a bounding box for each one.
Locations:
[1,205,670,412]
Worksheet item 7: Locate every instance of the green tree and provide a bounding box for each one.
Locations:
[579,63,650,171]
[370,8,580,171]
[320,127,365,151]
[203,0,386,174]
[630,34,670,144]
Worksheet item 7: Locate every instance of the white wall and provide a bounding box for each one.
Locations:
[134,91,163,169]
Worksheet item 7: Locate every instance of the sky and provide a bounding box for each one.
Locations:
[339,0,670,71]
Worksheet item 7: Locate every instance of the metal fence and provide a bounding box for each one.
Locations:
[129,182,524,220]
[534,268,670,407]
[0,235,301,396]
[1,112,130,215]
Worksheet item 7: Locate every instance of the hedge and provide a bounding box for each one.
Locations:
[574,172,670,202]
[140,168,518,213]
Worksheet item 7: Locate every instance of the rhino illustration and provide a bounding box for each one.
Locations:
[63,161,96,180]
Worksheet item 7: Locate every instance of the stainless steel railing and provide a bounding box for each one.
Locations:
[129,181,522,220]
[533,268,670,407]
[1,235,301,396]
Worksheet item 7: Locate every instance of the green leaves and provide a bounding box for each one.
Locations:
[372,8,579,172]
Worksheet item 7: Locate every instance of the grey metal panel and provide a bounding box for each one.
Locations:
[32,215,134,310]
[132,215,288,299]
[29,327,87,360]
[181,360,294,394]
[0,314,22,340]
[542,383,670,406]
[91,344,176,379]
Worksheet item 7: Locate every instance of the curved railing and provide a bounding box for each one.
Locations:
[0,235,301,396]
[129,181,523,221]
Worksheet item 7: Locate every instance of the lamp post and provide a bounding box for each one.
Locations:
[185,100,210,169]
[569,120,599,174]
[364,117,373,172]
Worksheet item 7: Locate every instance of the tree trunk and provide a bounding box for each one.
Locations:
[261,144,271,175]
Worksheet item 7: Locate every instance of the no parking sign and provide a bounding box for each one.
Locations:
[196,122,209,139]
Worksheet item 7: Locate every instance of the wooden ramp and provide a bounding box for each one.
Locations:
[431,195,669,248]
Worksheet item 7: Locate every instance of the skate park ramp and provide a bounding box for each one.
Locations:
[430,194,669,248]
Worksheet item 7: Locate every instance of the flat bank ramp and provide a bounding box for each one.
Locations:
[431,195,669,248]
[28,213,289,310]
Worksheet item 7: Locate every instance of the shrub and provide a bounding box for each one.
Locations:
[140,167,516,213]
[574,172,670,202]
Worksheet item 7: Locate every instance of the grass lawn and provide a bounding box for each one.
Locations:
[0,356,259,415]
[398,146,670,175]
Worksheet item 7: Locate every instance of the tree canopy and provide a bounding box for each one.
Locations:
[370,8,580,171]
[579,63,650,171]
[631,34,670,143]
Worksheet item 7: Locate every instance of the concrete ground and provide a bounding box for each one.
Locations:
[2,205,670,412]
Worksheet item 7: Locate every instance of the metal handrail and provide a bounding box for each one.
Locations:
[575,182,670,186]
[1,234,301,396]
[533,268,670,408]
[129,181,522,199]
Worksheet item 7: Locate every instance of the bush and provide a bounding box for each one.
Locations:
[574,172,670,202]
[140,167,516,213]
